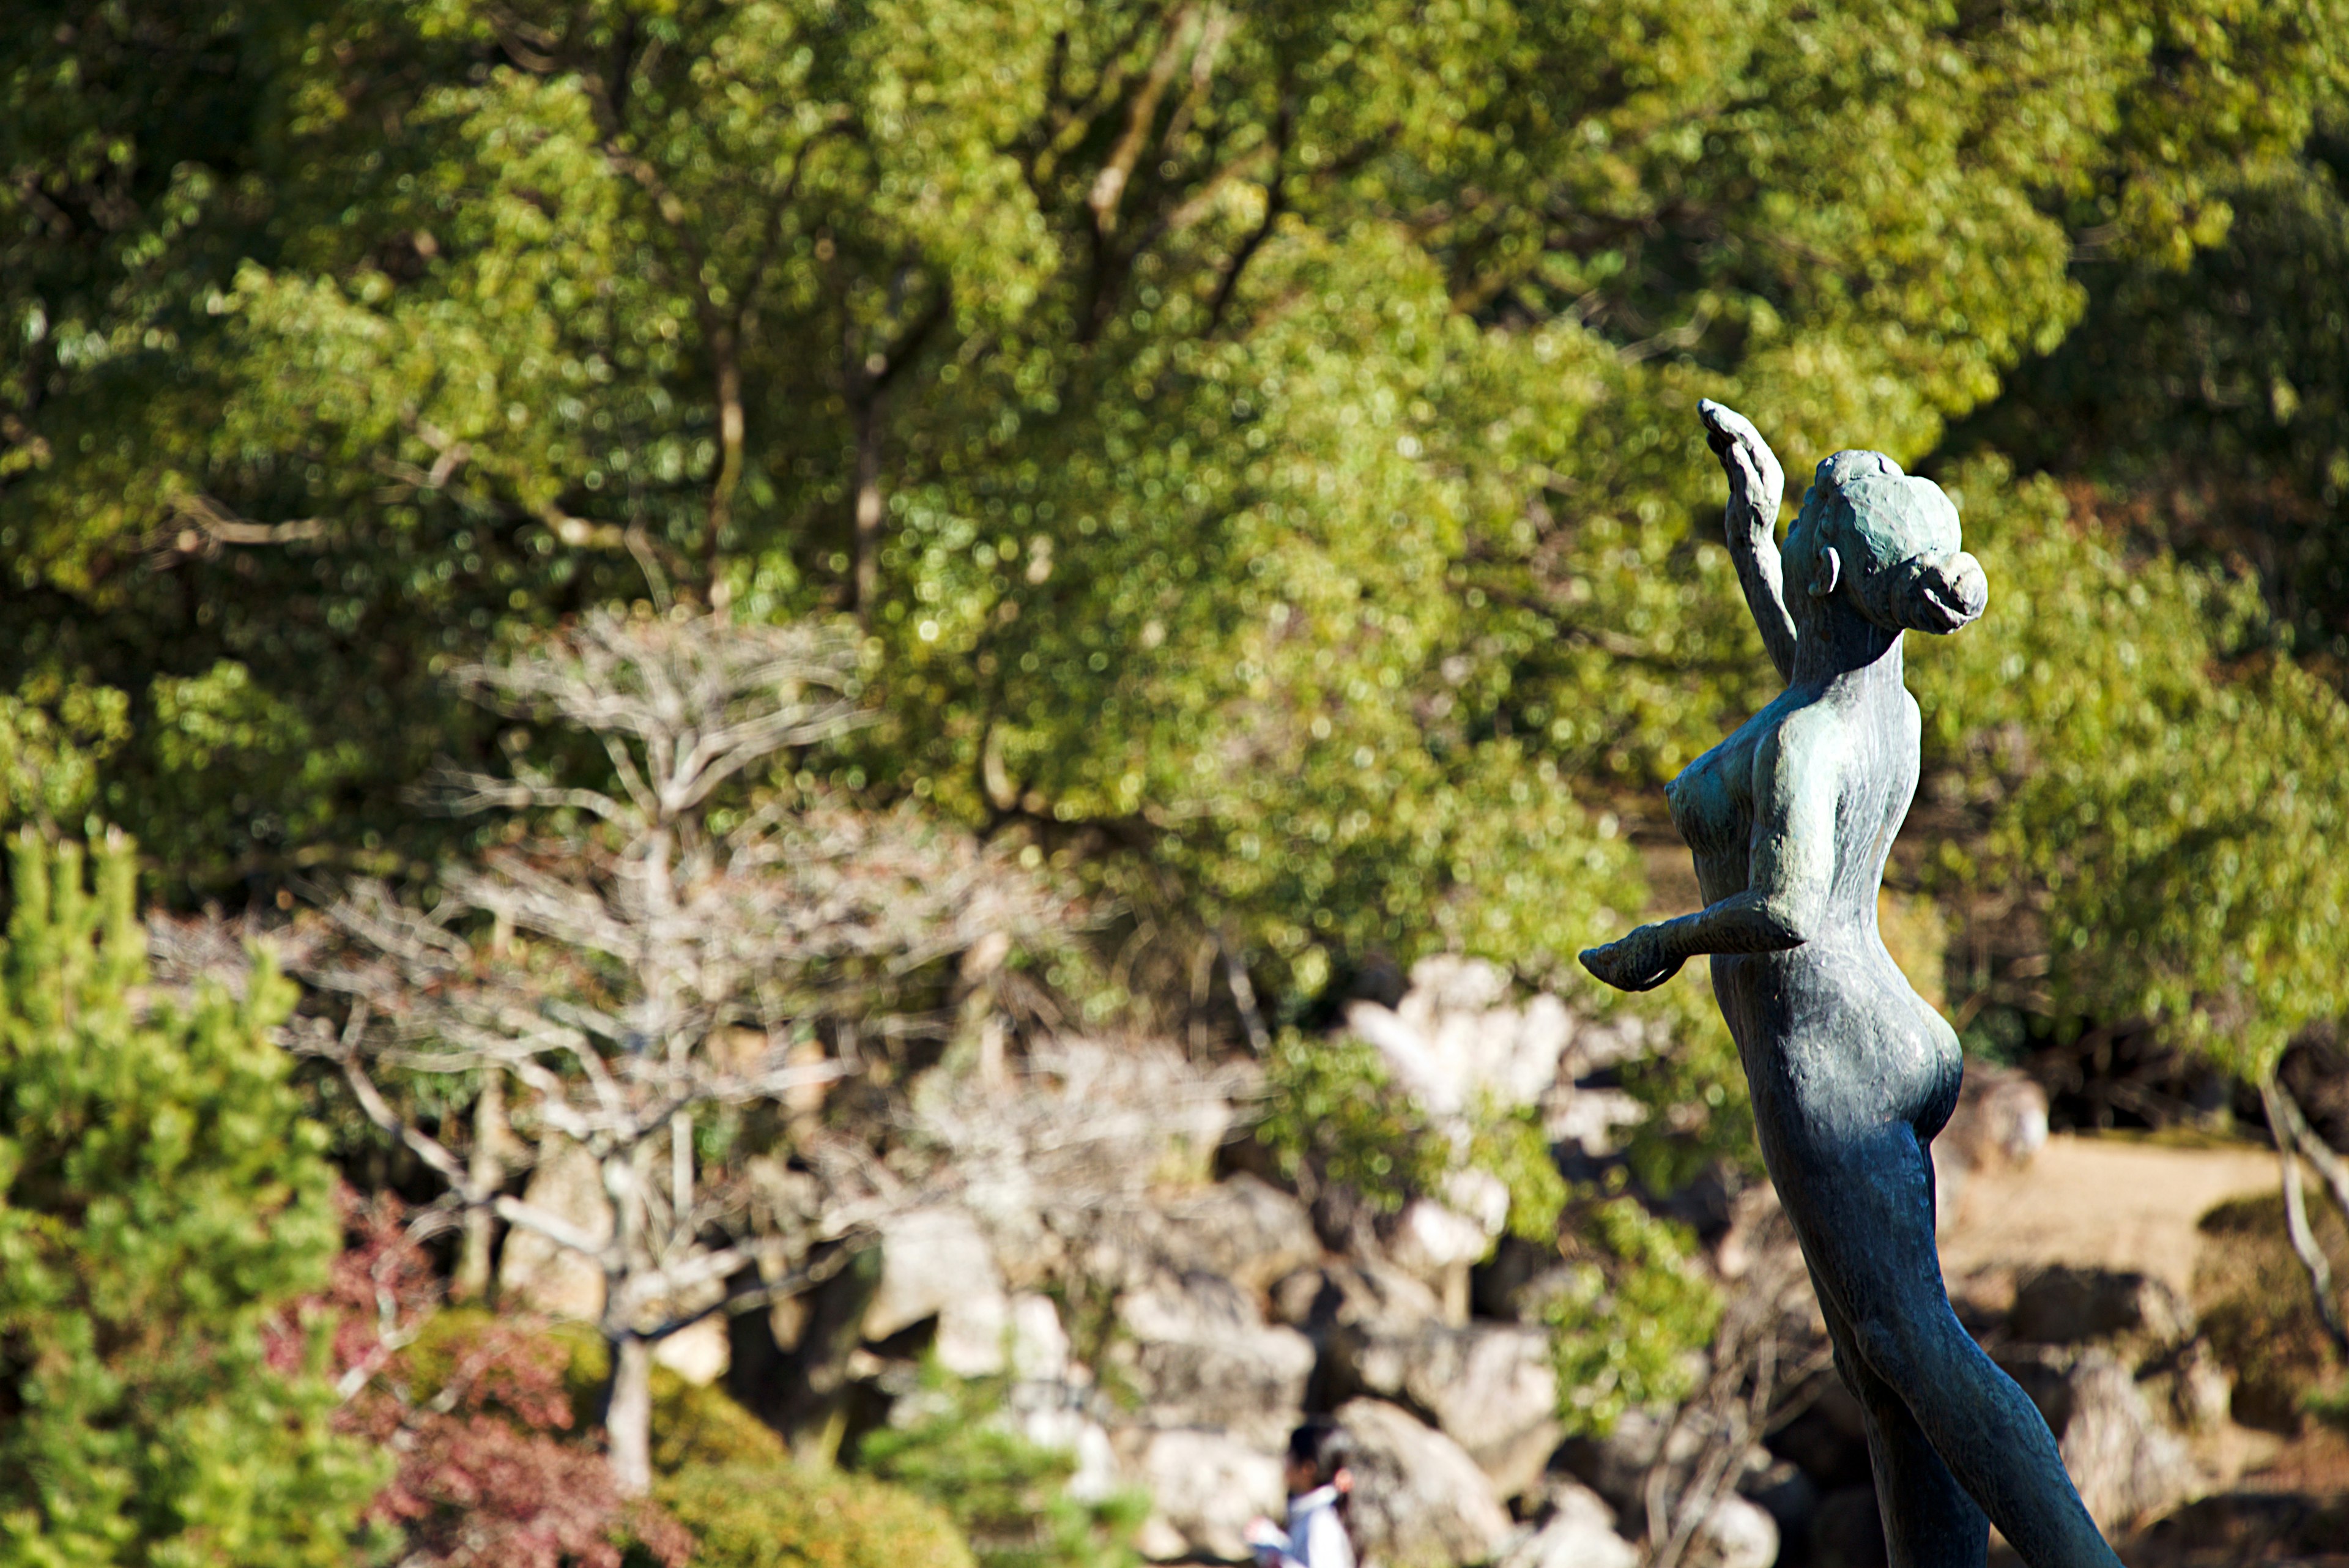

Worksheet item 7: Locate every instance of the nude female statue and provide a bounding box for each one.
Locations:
[1579,403,2123,1568]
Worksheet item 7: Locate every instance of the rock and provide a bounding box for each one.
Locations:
[866,1206,1013,1377]
[2054,1350,2202,1533]
[1471,1236,1556,1321]
[1996,1345,2202,1534]
[933,1291,1014,1378]
[1155,1175,1323,1295]
[1018,1404,1122,1504]
[1335,1397,1515,1568]
[1274,1257,1448,1335]
[1008,1291,1070,1383]
[1543,1085,1646,1159]
[1127,1428,1285,1561]
[1111,1273,1316,1446]
[2009,1265,2192,1349]
[1685,1495,1778,1568]
[1497,1479,1638,1568]
[652,1316,729,1384]
[1388,1198,1496,1319]
[1764,1378,1874,1493]
[500,1136,613,1318]
[1345,956,1575,1115]
[1942,1063,2050,1170]
[2148,1334,2233,1434]
[1328,1317,1560,1498]
[1934,1066,2050,1233]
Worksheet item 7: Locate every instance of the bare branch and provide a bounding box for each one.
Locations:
[2268,1074,2349,1224]
[2265,1076,2349,1358]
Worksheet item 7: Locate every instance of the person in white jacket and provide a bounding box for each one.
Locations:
[1245,1419,1357,1568]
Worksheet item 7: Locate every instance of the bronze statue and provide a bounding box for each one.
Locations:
[1580,403,2122,1567]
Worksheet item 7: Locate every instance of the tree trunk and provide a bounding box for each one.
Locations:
[453,1071,507,1301]
[605,1329,656,1497]
[776,1238,885,1467]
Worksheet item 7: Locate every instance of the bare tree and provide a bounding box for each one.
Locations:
[298,609,1069,1494]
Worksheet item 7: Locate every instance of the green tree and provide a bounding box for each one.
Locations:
[0,833,377,1566]
[1911,461,2349,1085]
[8,0,2342,1027]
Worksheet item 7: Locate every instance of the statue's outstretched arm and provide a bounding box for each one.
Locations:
[1698,399,1796,684]
[1579,718,1836,992]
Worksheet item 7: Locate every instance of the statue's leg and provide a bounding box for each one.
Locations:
[1810,1262,1989,1567]
[1779,1121,2124,1568]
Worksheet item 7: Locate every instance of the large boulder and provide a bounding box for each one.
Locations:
[500,1136,612,1318]
[1329,1317,1561,1498]
[865,1206,1014,1377]
[1343,956,1574,1115]
[1934,1065,2049,1235]
[1111,1272,1316,1448]
[1386,1198,1497,1320]
[2009,1266,2192,1349]
[2054,1353,2203,1534]
[1335,1398,1514,1568]
[1941,1064,2050,1170]
[1127,1427,1285,1561]
[1498,1479,1638,1568]
[1274,1257,1448,1338]
[1996,1346,2202,1534]
[1153,1175,1323,1295]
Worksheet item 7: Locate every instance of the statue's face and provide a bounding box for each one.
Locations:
[1786,450,1986,635]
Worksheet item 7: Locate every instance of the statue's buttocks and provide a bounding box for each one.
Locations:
[1579,403,2121,1568]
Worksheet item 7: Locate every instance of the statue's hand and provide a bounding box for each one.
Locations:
[1578,924,1685,992]
[1697,399,1784,535]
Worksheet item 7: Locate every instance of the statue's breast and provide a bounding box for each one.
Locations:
[1666,737,1750,861]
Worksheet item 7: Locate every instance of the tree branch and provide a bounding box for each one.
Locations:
[2265,1076,2349,1358]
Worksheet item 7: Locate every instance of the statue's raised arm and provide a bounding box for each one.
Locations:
[1698,399,1797,684]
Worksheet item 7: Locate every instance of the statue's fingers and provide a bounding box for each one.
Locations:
[1698,398,1759,447]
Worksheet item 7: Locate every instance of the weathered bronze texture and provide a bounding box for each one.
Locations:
[1581,403,2121,1567]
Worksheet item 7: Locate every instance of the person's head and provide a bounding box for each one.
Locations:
[1285,1418,1355,1498]
[1781,450,1987,637]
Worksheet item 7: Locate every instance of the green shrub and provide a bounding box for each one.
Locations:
[1257,1030,1452,1212]
[650,1463,976,1568]
[1466,1099,1569,1244]
[0,833,378,1566]
[1258,1030,1565,1238]
[1546,1186,1724,1438]
[858,1367,1148,1568]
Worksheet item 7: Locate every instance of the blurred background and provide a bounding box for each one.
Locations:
[5,2,2349,1564]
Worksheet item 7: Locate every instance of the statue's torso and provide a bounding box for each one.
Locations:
[1664,672,1961,1147]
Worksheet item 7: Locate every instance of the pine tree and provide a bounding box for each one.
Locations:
[0,833,377,1567]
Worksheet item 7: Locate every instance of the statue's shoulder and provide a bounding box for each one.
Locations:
[1751,693,1851,786]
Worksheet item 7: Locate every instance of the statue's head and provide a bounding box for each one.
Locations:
[1783,450,1987,636]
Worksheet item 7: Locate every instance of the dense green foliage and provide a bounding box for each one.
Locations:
[0,836,375,1566]
[858,1369,1148,1568]
[650,1463,977,1568]
[1257,1029,1566,1239]
[1545,1186,1723,1438]
[1899,461,2349,1080]
[8,0,2348,1051]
